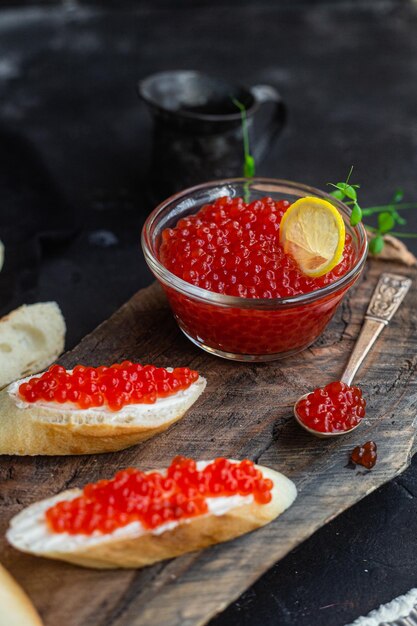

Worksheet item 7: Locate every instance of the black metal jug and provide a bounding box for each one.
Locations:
[138,70,286,202]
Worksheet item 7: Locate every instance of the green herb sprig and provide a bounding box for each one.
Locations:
[232,98,255,178]
[233,105,417,256]
[327,166,362,226]
[328,168,417,254]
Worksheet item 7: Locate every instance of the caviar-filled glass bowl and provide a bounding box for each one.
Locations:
[141,178,368,361]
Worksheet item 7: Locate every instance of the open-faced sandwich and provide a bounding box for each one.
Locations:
[0,362,206,455]
[7,456,297,569]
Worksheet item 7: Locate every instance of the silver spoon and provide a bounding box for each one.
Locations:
[294,272,412,438]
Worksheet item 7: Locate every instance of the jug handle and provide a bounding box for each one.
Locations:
[249,84,286,162]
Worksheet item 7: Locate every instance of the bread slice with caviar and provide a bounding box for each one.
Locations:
[0,362,206,455]
[0,302,66,390]
[7,457,297,569]
[0,563,44,626]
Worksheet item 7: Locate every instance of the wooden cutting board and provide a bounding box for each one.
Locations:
[1,259,416,626]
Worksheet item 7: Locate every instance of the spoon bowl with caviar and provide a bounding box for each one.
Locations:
[294,272,412,438]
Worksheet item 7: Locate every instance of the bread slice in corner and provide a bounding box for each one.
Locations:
[0,302,66,389]
[0,563,43,626]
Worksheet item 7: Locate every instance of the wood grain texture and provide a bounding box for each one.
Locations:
[1,260,416,626]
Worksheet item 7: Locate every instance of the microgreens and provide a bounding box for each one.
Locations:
[327,166,362,226]
[328,168,417,254]
[234,105,417,256]
[233,98,255,179]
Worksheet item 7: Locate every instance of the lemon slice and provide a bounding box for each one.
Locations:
[279,196,345,278]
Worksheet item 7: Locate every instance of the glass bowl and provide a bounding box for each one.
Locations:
[141,178,368,361]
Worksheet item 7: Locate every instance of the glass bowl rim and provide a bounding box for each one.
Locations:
[141,177,368,310]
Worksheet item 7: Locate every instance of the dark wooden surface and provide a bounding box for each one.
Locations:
[1,259,416,626]
[1,1,417,624]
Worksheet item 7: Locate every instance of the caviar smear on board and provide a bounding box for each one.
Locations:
[18,362,199,412]
[45,457,274,535]
[159,196,355,299]
[296,381,366,434]
[351,441,377,469]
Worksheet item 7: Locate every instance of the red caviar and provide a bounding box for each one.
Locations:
[351,441,377,469]
[160,197,355,299]
[18,362,199,412]
[296,381,366,433]
[45,457,273,535]
[156,196,359,357]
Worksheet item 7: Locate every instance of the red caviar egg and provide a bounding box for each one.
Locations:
[159,196,355,299]
[296,381,366,433]
[18,362,199,412]
[351,441,377,469]
[45,457,273,535]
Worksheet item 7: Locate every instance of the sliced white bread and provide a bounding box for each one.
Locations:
[0,563,44,626]
[0,373,206,455]
[0,302,66,390]
[7,461,297,569]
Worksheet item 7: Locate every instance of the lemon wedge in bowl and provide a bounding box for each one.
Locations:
[279,196,346,278]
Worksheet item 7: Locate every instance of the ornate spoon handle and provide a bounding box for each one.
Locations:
[341,273,412,386]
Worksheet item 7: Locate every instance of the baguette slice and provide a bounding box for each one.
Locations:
[0,302,66,390]
[0,563,43,626]
[7,461,297,569]
[0,372,206,455]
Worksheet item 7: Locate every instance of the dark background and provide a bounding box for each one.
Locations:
[0,1,417,624]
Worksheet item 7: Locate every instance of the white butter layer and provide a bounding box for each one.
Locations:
[7,461,253,554]
[7,462,297,557]
[7,369,206,426]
